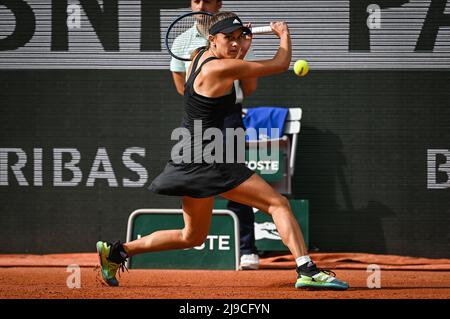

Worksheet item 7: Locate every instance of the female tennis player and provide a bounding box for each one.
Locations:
[97,12,349,290]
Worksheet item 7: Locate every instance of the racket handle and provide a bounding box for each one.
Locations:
[251,25,272,34]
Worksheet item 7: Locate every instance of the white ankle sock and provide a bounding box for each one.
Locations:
[295,255,312,267]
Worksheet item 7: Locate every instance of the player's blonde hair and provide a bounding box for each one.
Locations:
[190,12,240,60]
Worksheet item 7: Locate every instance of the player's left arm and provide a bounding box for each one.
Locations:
[237,29,257,97]
[240,76,257,97]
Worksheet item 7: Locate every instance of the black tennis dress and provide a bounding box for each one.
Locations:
[149,50,255,198]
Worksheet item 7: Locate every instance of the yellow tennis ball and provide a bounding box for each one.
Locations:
[294,59,309,77]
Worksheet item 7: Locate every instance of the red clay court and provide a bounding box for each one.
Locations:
[1,252,449,299]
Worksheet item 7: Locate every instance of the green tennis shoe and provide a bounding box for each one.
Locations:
[96,241,126,287]
[295,263,349,290]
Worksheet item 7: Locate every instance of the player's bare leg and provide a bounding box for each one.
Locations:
[124,197,214,255]
[221,173,349,290]
[221,173,306,258]
[97,196,214,286]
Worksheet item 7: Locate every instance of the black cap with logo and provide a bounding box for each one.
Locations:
[209,16,251,35]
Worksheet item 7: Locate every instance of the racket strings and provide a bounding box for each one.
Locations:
[167,14,212,61]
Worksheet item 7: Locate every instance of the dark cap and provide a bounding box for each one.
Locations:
[209,16,251,36]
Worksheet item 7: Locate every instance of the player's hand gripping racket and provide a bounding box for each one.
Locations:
[165,11,273,61]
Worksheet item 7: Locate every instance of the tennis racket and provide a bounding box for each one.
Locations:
[165,11,272,61]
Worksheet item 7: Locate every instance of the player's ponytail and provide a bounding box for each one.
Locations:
[190,46,208,60]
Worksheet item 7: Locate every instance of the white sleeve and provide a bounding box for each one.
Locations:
[169,36,188,72]
[170,57,187,73]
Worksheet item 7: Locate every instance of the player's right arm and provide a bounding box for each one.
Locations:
[215,22,291,80]
[236,30,258,97]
